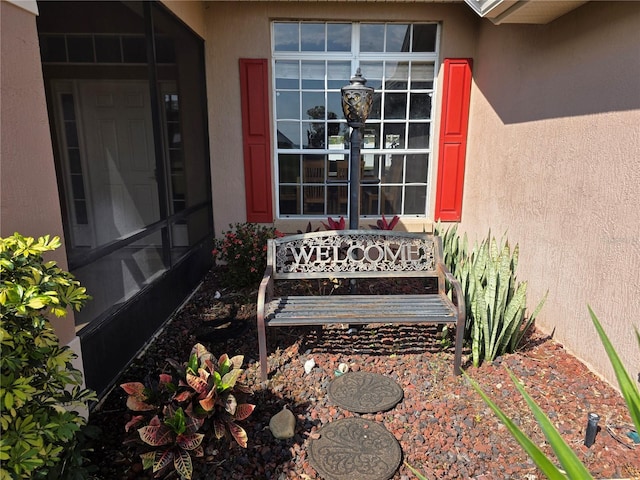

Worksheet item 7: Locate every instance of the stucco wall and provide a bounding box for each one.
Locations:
[0,2,76,345]
[160,0,207,39]
[204,2,478,234]
[462,1,640,386]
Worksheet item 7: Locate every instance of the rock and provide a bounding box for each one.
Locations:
[269,406,296,439]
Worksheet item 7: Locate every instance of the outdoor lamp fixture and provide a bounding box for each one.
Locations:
[341,68,374,229]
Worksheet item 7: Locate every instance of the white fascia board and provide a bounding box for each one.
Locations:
[5,0,39,15]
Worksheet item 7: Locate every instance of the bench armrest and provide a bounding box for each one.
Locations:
[437,262,466,321]
[257,265,274,321]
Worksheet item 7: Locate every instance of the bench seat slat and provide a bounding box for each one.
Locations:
[265,294,457,326]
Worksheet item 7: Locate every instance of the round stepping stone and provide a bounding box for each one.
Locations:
[308,417,401,480]
[328,371,403,413]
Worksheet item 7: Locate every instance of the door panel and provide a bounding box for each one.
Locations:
[79,80,160,247]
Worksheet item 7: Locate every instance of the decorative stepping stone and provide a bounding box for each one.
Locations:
[308,417,401,480]
[328,371,403,413]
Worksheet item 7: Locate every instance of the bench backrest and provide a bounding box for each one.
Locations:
[267,230,445,280]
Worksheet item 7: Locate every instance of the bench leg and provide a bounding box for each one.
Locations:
[257,316,268,382]
[453,317,465,375]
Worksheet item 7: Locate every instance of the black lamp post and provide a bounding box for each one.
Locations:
[341,68,374,230]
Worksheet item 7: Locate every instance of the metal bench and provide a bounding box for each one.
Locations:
[256,230,465,381]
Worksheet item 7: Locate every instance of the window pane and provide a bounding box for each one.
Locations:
[408,123,430,149]
[327,92,344,121]
[74,200,88,225]
[383,124,404,149]
[381,186,402,214]
[412,24,437,52]
[274,23,299,51]
[361,24,384,52]
[122,36,146,63]
[361,185,379,216]
[276,91,300,120]
[68,149,82,173]
[382,156,404,183]
[301,61,325,89]
[279,154,300,183]
[65,122,79,148]
[303,92,325,119]
[304,121,325,148]
[363,126,380,149]
[303,157,325,182]
[384,93,407,119]
[303,185,325,214]
[67,35,94,62]
[277,122,300,148]
[279,186,300,214]
[360,62,383,90]
[301,23,325,51]
[61,93,76,120]
[405,185,427,214]
[327,185,348,215]
[275,61,299,89]
[327,61,350,89]
[386,24,410,52]
[95,36,121,63]
[71,175,85,199]
[40,35,67,62]
[385,62,409,90]
[327,24,351,52]
[409,93,431,119]
[411,63,435,89]
[154,36,175,63]
[405,154,428,183]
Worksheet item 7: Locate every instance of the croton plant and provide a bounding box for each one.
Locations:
[121,343,254,479]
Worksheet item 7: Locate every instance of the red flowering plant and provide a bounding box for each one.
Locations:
[212,223,283,288]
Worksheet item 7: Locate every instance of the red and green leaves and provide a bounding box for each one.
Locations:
[123,344,256,478]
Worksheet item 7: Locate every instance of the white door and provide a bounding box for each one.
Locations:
[78,80,160,247]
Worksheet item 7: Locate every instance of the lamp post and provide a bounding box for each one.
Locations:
[341,68,374,230]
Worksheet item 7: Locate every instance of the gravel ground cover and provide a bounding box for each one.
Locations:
[87,268,640,479]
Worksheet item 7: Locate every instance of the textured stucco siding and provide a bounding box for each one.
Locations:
[0,2,76,345]
[462,1,640,386]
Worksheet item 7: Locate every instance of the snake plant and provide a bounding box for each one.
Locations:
[436,224,547,367]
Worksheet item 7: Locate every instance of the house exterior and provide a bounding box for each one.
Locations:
[1,0,638,397]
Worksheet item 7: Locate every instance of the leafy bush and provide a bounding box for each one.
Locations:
[467,307,640,479]
[212,223,283,289]
[121,344,255,479]
[436,224,547,366]
[0,233,97,479]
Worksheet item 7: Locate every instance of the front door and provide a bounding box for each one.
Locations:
[77,80,160,247]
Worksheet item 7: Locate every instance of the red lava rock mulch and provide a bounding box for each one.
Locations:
[87,268,640,479]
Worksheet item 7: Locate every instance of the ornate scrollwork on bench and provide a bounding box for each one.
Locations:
[274,232,435,274]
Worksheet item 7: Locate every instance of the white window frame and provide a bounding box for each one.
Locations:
[272,21,440,219]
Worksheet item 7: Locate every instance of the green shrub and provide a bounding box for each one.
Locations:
[0,233,97,479]
[212,223,283,289]
[436,224,547,366]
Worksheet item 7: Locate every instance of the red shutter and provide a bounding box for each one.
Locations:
[434,58,473,222]
[239,59,273,222]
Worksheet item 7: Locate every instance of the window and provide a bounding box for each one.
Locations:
[272,22,438,218]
